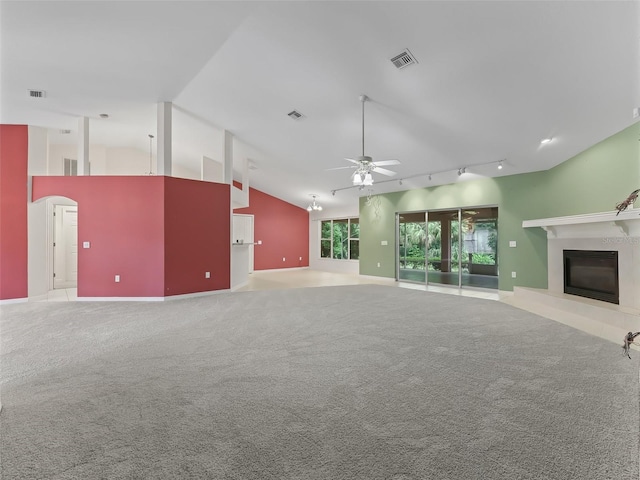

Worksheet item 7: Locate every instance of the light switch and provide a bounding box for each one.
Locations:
[83,241,90,248]
[381,240,388,246]
[509,241,517,248]
[205,272,210,279]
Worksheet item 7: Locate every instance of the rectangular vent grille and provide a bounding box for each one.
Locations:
[28,89,46,98]
[287,110,304,120]
[390,49,417,69]
[59,129,71,134]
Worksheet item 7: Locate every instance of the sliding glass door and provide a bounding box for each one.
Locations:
[397,207,498,289]
[461,207,498,288]
[397,212,427,283]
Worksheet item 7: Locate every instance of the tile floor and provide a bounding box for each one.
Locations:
[39,269,501,302]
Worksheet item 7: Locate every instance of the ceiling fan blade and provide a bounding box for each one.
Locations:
[326,166,356,171]
[372,166,397,177]
[344,158,360,164]
[373,159,400,166]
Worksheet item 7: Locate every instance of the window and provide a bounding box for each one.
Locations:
[63,158,77,176]
[320,218,359,260]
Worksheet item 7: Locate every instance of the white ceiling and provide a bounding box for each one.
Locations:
[2,1,639,211]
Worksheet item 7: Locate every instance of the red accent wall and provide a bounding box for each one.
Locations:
[33,176,166,297]
[0,125,28,300]
[234,186,309,270]
[32,176,232,298]
[164,177,230,296]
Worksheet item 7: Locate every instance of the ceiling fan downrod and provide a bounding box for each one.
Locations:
[360,94,368,158]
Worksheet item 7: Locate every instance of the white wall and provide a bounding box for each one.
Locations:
[106,146,150,175]
[309,203,360,274]
[48,144,107,175]
[28,127,49,299]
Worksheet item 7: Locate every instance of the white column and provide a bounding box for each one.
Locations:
[157,102,172,176]
[77,117,89,175]
[223,129,233,185]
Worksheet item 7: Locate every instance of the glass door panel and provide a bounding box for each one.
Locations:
[461,207,499,289]
[397,212,427,283]
[427,209,460,287]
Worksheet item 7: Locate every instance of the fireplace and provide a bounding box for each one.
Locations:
[563,250,619,304]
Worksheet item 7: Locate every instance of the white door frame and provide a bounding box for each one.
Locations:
[53,204,78,289]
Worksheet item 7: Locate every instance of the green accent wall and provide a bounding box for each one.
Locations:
[360,123,640,291]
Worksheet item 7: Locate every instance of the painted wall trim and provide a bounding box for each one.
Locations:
[78,289,232,302]
[0,298,28,305]
[255,266,310,273]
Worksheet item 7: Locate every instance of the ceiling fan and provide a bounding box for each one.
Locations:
[330,94,400,187]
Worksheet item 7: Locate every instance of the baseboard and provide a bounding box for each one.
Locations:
[27,293,49,302]
[0,297,28,305]
[359,274,397,283]
[254,266,310,273]
[77,289,232,302]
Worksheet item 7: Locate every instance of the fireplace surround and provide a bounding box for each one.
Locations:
[563,249,619,304]
[523,208,640,311]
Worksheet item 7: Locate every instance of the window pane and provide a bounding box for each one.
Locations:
[350,240,359,260]
[321,240,331,258]
[321,221,332,239]
[333,220,348,259]
[350,219,359,238]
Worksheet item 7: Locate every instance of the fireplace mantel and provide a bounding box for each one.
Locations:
[522,207,640,311]
[522,208,640,238]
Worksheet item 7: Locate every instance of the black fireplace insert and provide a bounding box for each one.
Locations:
[563,250,619,304]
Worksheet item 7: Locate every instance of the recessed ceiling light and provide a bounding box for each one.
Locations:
[540,137,552,144]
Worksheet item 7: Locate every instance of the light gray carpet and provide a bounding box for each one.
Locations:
[1,285,638,479]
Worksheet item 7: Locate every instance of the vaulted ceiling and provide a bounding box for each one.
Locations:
[2,1,638,211]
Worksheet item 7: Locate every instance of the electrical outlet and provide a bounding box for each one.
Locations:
[509,241,517,248]
[299,257,302,261]
[115,275,120,283]
[283,257,286,262]
[377,262,381,268]
[205,272,210,279]
[511,271,516,278]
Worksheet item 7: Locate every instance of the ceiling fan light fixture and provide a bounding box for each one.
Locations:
[363,173,373,186]
[353,173,363,185]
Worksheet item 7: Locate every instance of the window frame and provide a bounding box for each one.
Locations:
[320,217,359,260]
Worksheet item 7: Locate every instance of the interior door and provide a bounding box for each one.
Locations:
[54,205,78,288]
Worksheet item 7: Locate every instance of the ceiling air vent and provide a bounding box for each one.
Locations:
[59,129,72,134]
[390,49,417,69]
[287,110,304,120]
[28,89,46,98]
